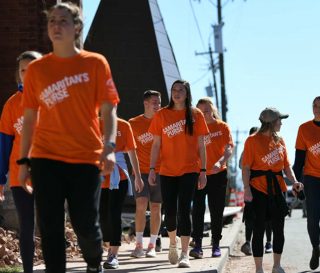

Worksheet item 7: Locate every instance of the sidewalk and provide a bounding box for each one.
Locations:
[33,213,242,273]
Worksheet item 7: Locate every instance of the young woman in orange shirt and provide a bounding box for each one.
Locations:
[17,3,119,273]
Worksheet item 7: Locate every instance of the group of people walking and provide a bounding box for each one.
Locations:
[0,2,318,273]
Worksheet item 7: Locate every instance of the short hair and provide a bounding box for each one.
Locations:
[313,96,320,105]
[16,51,42,84]
[143,90,161,101]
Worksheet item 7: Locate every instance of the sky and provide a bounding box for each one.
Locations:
[82,0,320,177]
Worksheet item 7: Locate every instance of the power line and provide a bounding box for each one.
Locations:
[191,69,210,85]
[189,0,206,50]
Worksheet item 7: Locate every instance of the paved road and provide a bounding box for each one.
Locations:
[224,209,316,273]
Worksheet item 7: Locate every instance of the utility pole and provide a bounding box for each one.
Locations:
[217,0,227,122]
[195,45,219,111]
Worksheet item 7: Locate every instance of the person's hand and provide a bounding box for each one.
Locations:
[18,165,33,194]
[135,176,144,193]
[212,161,222,174]
[100,147,116,175]
[198,172,207,190]
[148,169,156,186]
[292,181,304,196]
[0,185,5,202]
[244,187,252,202]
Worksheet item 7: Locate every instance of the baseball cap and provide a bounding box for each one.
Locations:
[259,107,289,123]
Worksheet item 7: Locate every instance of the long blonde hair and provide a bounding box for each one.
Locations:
[196,97,221,120]
[258,120,281,143]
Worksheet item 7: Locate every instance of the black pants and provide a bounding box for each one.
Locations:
[31,158,103,273]
[99,180,128,246]
[191,170,227,245]
[160,173,198,236]
[251,187,285,257]
[11,187,35,273]
[304,175,320,248]
[244,214,272,242]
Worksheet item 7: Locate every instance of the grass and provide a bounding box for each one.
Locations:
[0,266,22,273]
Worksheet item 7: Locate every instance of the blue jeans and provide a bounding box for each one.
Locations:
[11,187,35,273]
[303,175,320,248]
[31,158,103,273]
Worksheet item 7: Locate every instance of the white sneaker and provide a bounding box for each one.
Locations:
[130,243,145,258]
[168,237,179,265]
[178,252,191,268]
[146,243,156,258]
[272,266,286,273]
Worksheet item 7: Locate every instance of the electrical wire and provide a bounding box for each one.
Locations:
[191,69,210,85]
[189,0,206,50]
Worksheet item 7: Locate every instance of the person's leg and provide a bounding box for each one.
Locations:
[11,187,35,273]
[207,171,227,257]
[304,175,320,270]
[102,180,128,269]
[251,187,268,272]
[160,175,179,264]
[189,181,206,259]
[148,174,162,252]
[132,173,150,251]
[66,163,103,269]
[99,188,110,244]
[31,158,66,273]
[270,207,285,269]
[190,185,207,244]
[265,220,273,253]
[176,173,197,268]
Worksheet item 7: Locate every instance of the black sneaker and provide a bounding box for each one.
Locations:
[310,247,320,270]
[87,265,103,273]
[155,237,162,252]
[240,241,252,256]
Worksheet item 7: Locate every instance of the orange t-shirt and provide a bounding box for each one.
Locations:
[129,114,160,174]
[101,118,136,188]
[204,120,234,175]
[0,91,23,187]
[22,50,119,166]
[242,133,289,194]
[148,107,209,176]
[295,120,320,178]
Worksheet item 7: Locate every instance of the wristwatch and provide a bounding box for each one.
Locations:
[16,157,31,166]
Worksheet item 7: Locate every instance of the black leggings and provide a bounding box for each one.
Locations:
[251,187,285,257]
[11,187,35,273]
[99,180,128,246]
[191,170,227,245]
[304,175,320,248]
[160,173,198,236]
[31,158,103,273]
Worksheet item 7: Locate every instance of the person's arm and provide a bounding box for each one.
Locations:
[213,144,233,173]
[127,149,144,192]
[242,165,252,202]
[148,135,161,186]
[292,149,306,182]
[18,108,37,194]
[100,102,117,175]
[0,133,14,201]
[198,135,207,190]
[284,165,304,194]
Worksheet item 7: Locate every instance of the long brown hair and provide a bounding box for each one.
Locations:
[168,80,193,135]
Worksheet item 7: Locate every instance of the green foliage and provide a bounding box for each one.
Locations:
[0,266,22,273]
